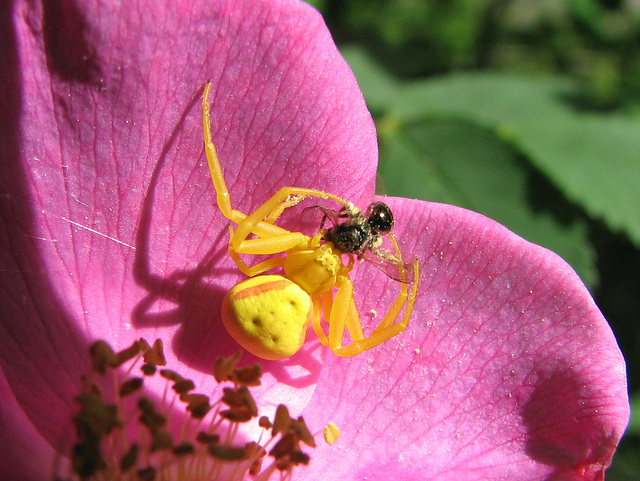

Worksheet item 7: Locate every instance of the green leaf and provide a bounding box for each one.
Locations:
[343,47,599,285]
[341,45,399,112]
[377,120,597,286]
[391,73,640,246]
[628,392,640,435]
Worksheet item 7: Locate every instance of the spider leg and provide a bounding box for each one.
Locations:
[371,233,417,332]
[264,195,307,224]
[204,81,341,263]
[226,184,361,274]
[203,82,297,242]
[230,186,350,252]
[203,82,246,225]
[365,255,419,338]
[328,275,366,348]
[204,82,351,245]
[227,238,286,277]
[311,297,328,346]
[205,81,420,360]
[327,237,420,357]
[314,274,366,355]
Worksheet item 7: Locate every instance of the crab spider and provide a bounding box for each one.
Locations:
[203,81,419,360]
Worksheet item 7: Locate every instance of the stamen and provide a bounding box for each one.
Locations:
[57,338,337,481]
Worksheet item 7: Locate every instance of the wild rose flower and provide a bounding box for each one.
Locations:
[0,0,629,480]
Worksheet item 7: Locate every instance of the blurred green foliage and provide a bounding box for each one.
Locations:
[307,0,640,479]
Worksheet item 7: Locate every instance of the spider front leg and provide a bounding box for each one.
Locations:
[229,185,350,255]
[203,81,247,227]
[226,231,287,277]
[228,188,314,257]
[223,189,324,277]
[204,81,350,259]
[204,82,295,242]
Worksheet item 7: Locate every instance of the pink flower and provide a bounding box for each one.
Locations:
[0,0,628,480]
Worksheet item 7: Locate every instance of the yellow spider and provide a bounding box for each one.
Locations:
[203,81,419,360]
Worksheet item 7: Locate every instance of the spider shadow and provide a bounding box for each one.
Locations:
[130,85,322,389]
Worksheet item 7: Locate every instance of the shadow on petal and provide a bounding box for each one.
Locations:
[522,365,623,480]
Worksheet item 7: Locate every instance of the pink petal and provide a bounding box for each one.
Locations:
[0,1,628,480]
[0,367,59,477]
[302,199,629,481]
[1,0,375,476]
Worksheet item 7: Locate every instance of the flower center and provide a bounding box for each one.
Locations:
[55,338,337,481]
